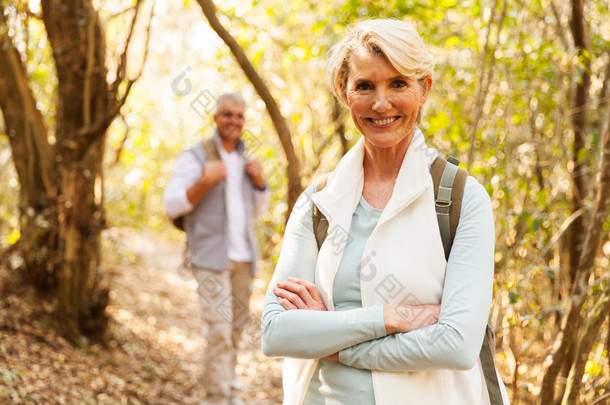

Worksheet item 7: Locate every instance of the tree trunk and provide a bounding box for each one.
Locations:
[56,140,108,341]
[1,0,143,343]
[0,12,59,290]
[541,93,610,404]
[194,0,302,216]
[565,0,591,285]
[40,0,112,343]
[539,1,593,401]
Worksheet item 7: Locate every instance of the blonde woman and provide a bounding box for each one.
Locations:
[262,19,510,404]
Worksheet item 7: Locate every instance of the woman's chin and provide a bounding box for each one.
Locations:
[362,132,412,150]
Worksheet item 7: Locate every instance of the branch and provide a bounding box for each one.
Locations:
[0,6,56,198]
[111,113,130,167]
[562,288,610,404]
[115,0,156,108]
[0,240,19,269]
[110,0,144,97]
[71,108,119,159]
[593,393,610,405]
[467,0,508,169]
[74,0,154,161]
[550,0,571,52]
[83,2,96,126]
[195,0,302,214]
[108,5,138,20]
[535,207,584,261]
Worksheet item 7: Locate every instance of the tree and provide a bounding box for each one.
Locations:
[194,0,302,215]
[0,0,152,343]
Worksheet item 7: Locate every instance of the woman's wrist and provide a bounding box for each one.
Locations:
[383,304,440,335]
[383,305,400,335]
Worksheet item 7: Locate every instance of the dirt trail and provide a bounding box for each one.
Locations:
[106,228,284,404]
[0,227,283,404]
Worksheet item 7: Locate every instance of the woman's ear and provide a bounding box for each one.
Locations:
[419,76,433,106]
[338,80,348,105]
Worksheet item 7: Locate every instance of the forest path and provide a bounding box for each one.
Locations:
[104,227,284,404]
[0,227,283,404]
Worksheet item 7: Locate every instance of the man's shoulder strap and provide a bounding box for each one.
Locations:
[173,138,221,231]
[201,137,221,161]
[430,155,468,259]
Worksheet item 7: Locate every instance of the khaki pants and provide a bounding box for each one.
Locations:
[192,261,253,404]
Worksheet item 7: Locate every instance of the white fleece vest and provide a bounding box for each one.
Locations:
[281,132,488,404]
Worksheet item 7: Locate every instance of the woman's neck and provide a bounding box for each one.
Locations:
[361,136,412,209]
[362,138,410,182]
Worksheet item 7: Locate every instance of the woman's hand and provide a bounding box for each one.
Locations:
[273,277,327,311]
[383,303,440,335]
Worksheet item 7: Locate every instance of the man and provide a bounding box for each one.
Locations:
[163,93,269,405]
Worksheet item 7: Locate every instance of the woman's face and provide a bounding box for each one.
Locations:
[343,48,432,150]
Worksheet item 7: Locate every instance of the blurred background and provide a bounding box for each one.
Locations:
[1,0,609,403]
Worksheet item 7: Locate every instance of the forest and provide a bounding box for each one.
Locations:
[0,0,609,404]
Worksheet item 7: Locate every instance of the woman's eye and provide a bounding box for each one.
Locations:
[393,80,407,88]
[355,82,372,91]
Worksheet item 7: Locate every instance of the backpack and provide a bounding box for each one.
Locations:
[171,137,221,231]
[312,155,504,405]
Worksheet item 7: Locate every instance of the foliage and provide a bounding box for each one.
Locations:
[1,0,609,402]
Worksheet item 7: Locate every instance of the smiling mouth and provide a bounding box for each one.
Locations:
[369,116,399,126]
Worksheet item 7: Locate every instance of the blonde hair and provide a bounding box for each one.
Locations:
[327,19,434,104]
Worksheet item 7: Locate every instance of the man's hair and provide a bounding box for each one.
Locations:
[215,93,246,113]
[326,19,434,106]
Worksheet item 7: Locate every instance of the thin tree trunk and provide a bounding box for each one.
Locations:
[195,0,302,216]
[540,98,610,403]
[565,0,591,285]
[562,291,610,404]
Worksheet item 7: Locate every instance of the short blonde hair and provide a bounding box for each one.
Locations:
[327,19,434,104]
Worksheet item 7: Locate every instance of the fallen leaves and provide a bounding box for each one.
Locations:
[0,227,283,404]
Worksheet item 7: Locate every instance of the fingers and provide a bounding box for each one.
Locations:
[287,278,326,310]
[245,161,261,177]
[273,278,327,311]
[245,160,264,188]
[245,160,262,171]
[204,160,227,182]
[277,297,298,310]
[273,285,307,310]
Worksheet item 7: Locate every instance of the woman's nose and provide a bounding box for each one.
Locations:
[372,92,391,112]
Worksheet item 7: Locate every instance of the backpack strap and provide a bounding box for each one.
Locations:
[313,157,469,254]
[312,173,330,250]
[481,318,504,404]
[430,156,467,260]
[172,138,221,231]
[201,137,221,161]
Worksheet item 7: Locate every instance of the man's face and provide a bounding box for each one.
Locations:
[214,100,245,144]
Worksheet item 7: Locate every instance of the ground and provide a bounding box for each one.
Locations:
[0,228,283,404]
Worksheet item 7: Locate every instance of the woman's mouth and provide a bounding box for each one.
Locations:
[368,116,399,127]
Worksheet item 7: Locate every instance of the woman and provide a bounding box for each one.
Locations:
[261,19,509,404]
